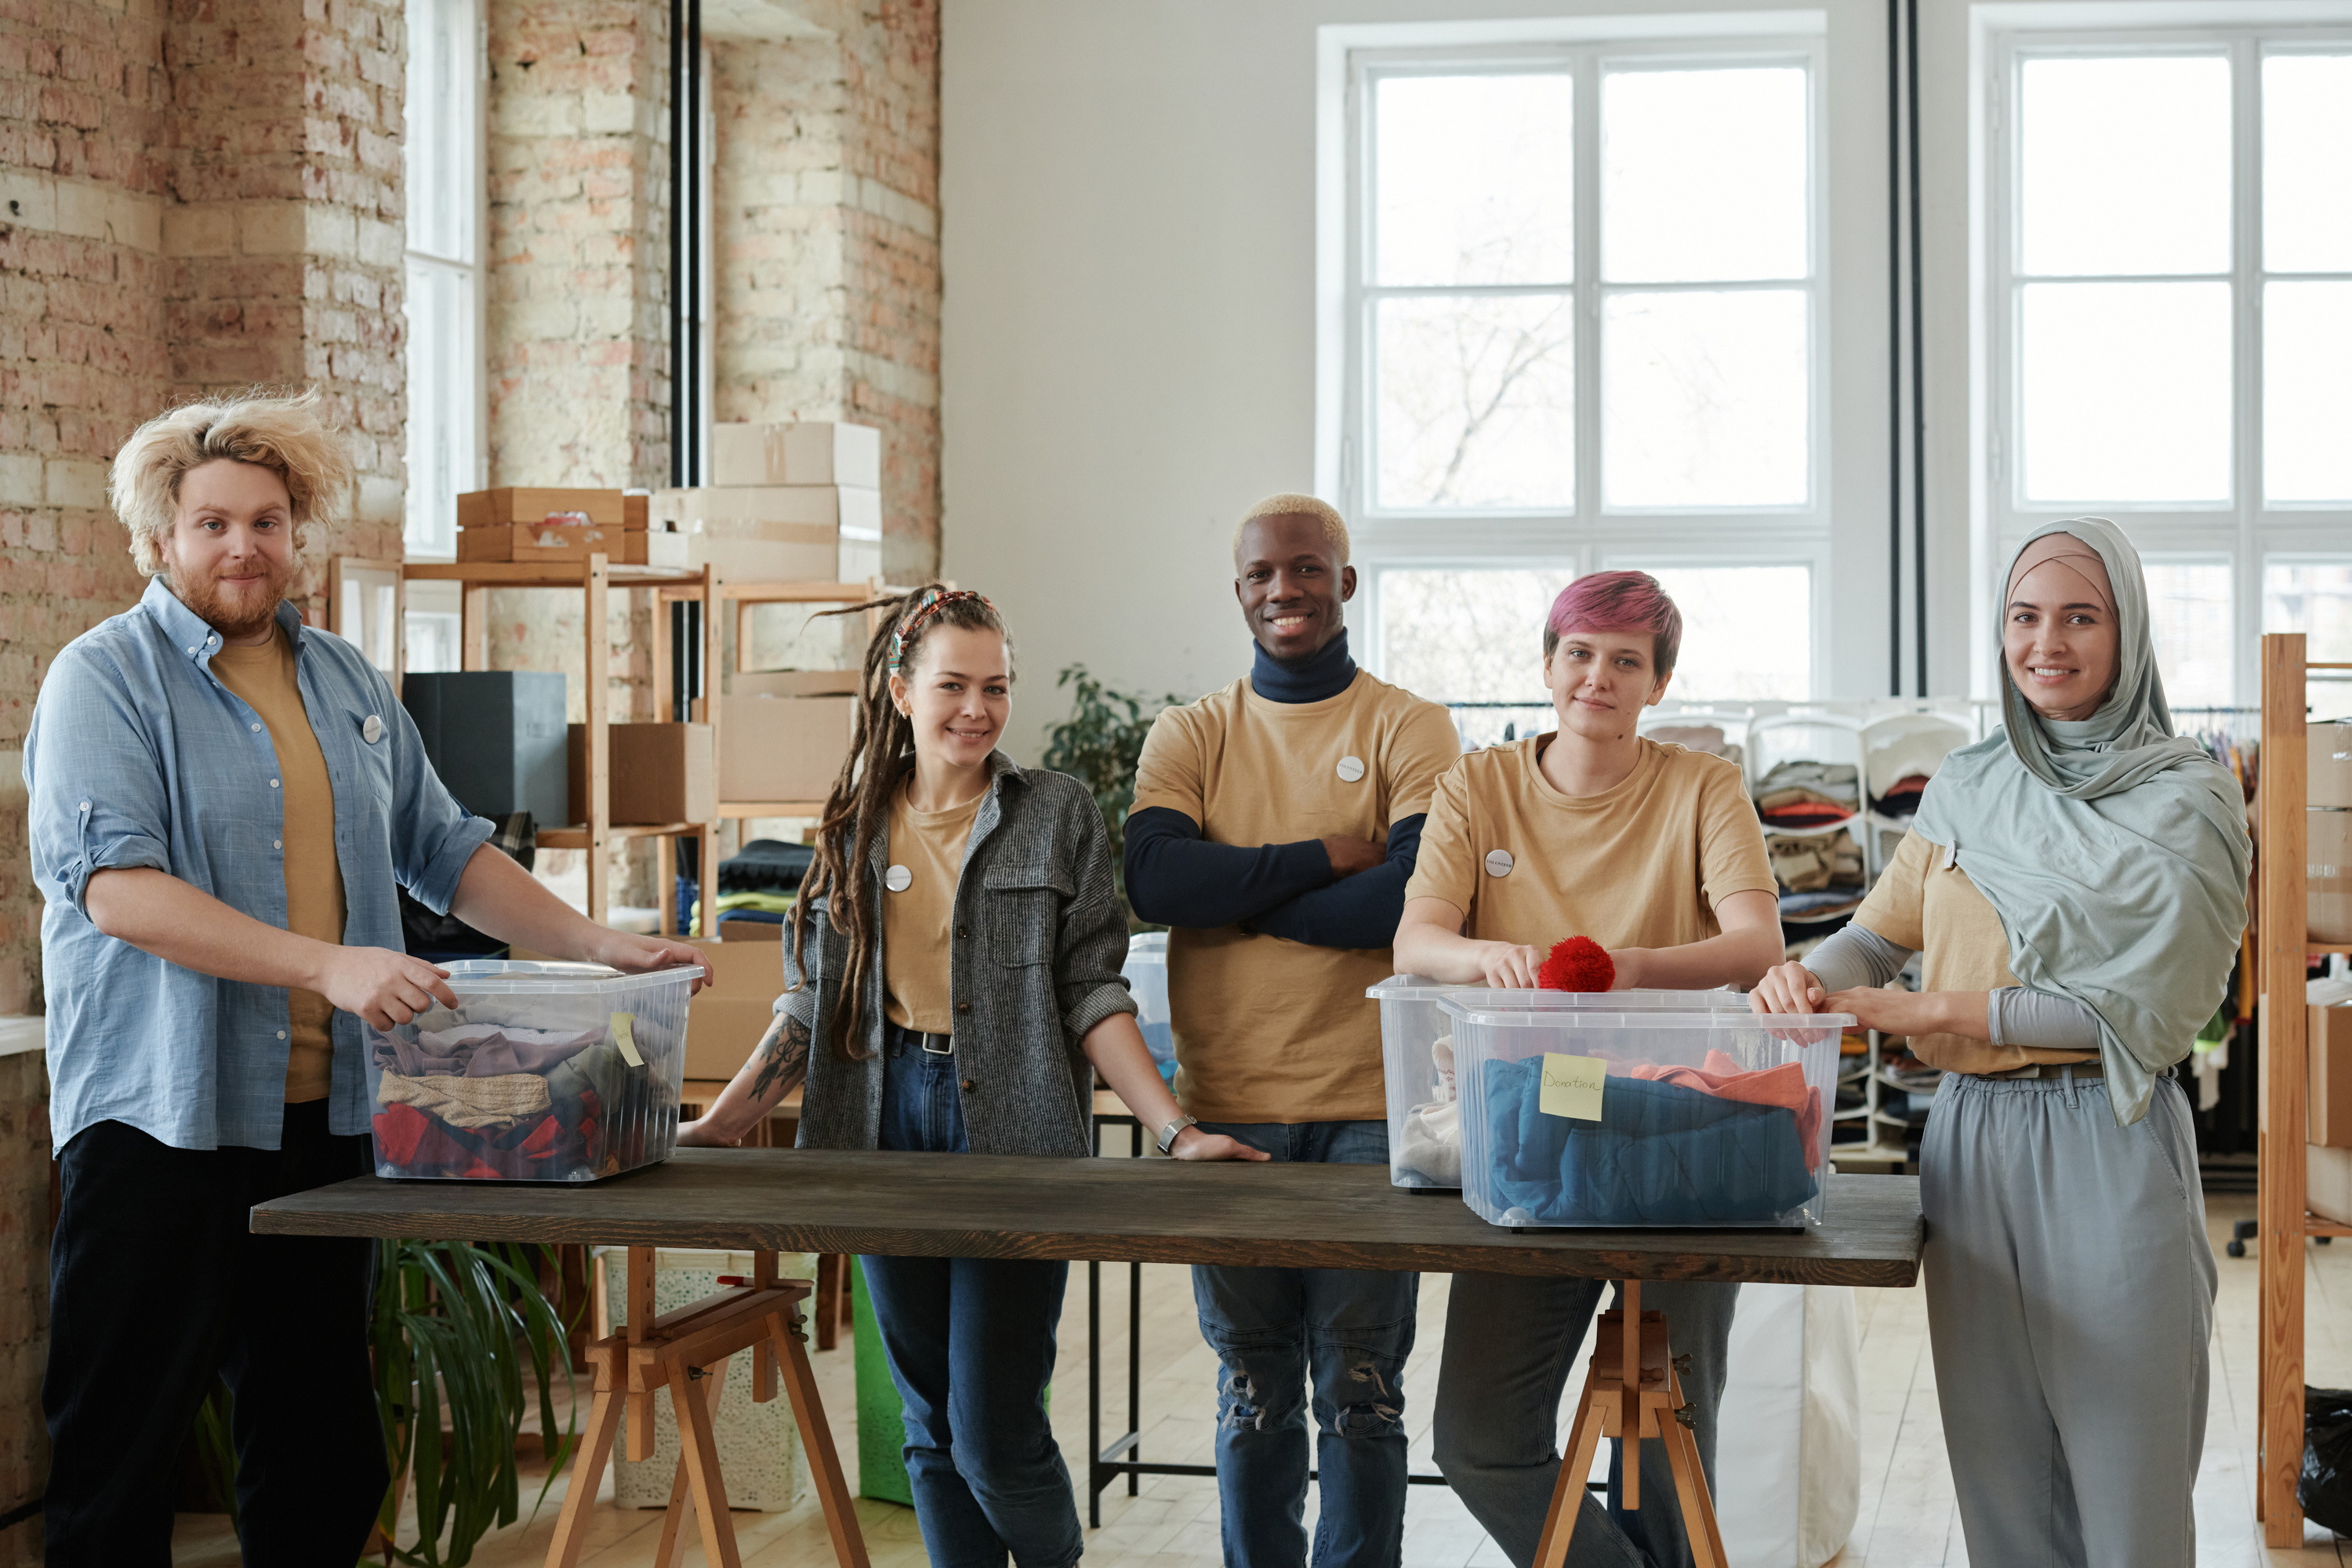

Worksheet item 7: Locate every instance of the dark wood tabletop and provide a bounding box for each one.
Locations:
[252,1149,1922,1287]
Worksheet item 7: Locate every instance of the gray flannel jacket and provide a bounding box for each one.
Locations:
[786,753,1137,1157]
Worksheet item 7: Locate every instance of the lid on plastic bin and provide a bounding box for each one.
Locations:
[437,959,709,994]
[1127,932,1169,960]
[1366,975,1751,1009]
[1440,1001,1857,1030]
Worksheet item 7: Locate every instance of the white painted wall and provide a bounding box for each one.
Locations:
[942,0,1907,758]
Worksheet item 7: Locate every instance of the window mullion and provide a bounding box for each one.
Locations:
[1574,47,1602,524]
[2236,33,2263,705]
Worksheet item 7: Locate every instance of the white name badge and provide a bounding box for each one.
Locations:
[1485,849,1515,877]
[1336,755,1366,783]
[884,865,913,893]
[361,713,383,744]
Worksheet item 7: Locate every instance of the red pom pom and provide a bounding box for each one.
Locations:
[1537,937,1616,993]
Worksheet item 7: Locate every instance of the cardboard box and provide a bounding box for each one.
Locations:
[2312,997,2352,1147]
[720,681,857,804]
[710,422,882,490]
[2317,807,2352,946]
[653,485,881,541]
[566,722,716,826]
[457,487,627,529]
[623,490,651,531]
[2317,722,2352,810]
[458,524,685,567]
[682,935,790,1082]
[401,671,568,825]
[717,916,784,942]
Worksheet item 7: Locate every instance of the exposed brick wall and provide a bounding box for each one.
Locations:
[711,0,938,583]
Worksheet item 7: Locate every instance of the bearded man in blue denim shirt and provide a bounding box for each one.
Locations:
[24,392,702,1567]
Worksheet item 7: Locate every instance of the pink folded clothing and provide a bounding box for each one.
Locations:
[372,1023,604,1079]
[1632,1049,1825,1170]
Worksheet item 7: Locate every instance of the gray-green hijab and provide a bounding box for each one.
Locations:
[1913,517,2252,1125]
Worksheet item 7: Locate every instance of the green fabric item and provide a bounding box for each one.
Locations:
[851,1258,913,1507]
[1914,517,2252,1127]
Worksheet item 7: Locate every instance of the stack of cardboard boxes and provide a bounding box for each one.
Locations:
[455,487,686,568]
[655,422,884,584]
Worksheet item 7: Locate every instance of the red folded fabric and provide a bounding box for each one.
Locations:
[1632,1048,1825,1170]
[372,1104,431,1167]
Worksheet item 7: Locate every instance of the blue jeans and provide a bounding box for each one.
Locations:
[1432,1275,1739,1568]
[1191,1119,1416,1568]
[862,1033,1083,1568]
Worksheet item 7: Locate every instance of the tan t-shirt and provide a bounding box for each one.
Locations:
[1404,735,1777,949]
[1130,669,1461,1123]
[210,628,346,1102]
[1853,829,2098,1074]
[881,782,982,1035]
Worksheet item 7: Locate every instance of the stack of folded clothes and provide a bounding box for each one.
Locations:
[1871,771,1930,819]
[1769,831,1867,924]
[1472,1048,1821,1225]
[680,838,815,935]
[1752,760,1860,829]
[369,1020,664,1181]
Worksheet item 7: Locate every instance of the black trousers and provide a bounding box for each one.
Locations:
[43,1100,387,1566]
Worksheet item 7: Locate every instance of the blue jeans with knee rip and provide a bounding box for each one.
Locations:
[1191,1119,1415,1568]
[862,1029,1083,1568]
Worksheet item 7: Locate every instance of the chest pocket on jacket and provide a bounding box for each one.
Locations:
[983,863,1070,967]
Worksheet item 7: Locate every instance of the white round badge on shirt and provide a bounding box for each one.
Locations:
[1485,849,1515,878]
[884,865,913,893]
[1336,754,1366,783]
[362,713,383,744]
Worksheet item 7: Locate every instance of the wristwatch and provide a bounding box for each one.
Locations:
[1157,1114,1199,1155]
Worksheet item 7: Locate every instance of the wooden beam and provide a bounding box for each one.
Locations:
[586,554,611,924]
[699,564,722,942]
[2260,630,2310,1545]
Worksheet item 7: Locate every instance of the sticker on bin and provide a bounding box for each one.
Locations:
[363,960,703,1183]
[1444,1002,1854,1229]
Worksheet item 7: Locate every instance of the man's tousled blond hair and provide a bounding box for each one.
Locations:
[109,390,353,577]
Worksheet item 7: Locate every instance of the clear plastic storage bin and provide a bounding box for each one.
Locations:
[365,960,703,1181]
[1368,978,1751,1190]
[1447,1002,1852,1228]
[1123,933,1175,1082]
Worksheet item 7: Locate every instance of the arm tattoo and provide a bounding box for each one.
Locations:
[750,1013,813,1101]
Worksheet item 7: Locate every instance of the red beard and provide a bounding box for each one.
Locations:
[168,558,292,641]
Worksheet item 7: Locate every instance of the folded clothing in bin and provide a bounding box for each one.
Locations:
[1475,1060,1817,1225]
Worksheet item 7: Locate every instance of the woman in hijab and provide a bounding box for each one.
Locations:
[1755,518,2249,1566]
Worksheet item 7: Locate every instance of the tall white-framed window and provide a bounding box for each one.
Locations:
[1338,29,1829,710]
[1985,28,2352,713]
[403,0,485,561]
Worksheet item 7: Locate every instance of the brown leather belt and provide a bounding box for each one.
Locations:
[1986,1058,2103,1080]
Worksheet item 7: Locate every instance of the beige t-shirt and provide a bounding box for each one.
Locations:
[210,628,346,1102]
[1404,735,1777,949]
[1130,669,1461,1123]
[881,782,982,1035]
[1853,829,2098,1074]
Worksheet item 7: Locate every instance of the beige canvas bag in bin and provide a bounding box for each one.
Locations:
[1713,1283,1863,1568]
[596,1247,819,1510]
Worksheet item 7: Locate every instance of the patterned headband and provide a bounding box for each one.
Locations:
[888,588,996,673]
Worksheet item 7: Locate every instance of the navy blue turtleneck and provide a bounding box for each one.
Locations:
[1123,630,1429,949]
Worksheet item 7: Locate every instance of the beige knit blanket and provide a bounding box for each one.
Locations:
[378,1070,553,1131]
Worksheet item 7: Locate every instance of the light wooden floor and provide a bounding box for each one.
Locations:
[171,1190,2352,1566]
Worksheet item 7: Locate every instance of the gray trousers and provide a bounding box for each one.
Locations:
[1923,1069,2216,1568]
[1433,1274,1737,1568]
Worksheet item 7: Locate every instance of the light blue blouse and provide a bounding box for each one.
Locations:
[25,578,494,1152]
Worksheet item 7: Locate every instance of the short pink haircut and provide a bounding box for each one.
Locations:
[1544,572,1682,674]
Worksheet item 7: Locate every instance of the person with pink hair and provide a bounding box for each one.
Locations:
[1394,569,1781,1568]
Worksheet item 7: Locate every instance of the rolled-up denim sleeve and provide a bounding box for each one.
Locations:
[379,670,495,913]
[27,648,171,917]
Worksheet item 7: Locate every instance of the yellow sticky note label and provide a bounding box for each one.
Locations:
[1540,1053,1606,1121]
[610,1012,643,1068]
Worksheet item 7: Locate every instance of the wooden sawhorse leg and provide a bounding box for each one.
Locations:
[544,1252,869,1568]
[1530,1280,1730,1568]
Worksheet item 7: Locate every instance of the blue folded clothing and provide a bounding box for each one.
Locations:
[1473,1059,1817,1226]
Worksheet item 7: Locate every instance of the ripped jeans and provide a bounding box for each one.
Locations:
[1190,1119,1415,1568]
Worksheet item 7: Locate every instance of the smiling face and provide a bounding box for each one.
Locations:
[1234,513,1356,661]
[2003,557,2121,722]
[1544,630,1672,741]
[889,623,1012,771]
[159,459,297,644]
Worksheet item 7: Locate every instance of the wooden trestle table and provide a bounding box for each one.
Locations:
[252,1150,1922,1568]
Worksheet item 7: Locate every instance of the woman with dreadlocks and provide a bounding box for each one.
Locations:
[682,584,1264,1567]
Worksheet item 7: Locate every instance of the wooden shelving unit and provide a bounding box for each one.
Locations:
[2256,632,2352,1543]
[403,556,722,938]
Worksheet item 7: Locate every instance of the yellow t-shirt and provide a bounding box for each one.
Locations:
[1403,735,1777,949]
[210,628,346,1102]
[1852,829,2098,1074]
[1130,668,1461,1123]
[881,782,982,1035]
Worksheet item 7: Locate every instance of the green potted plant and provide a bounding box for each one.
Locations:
[1040,665,1189,927]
